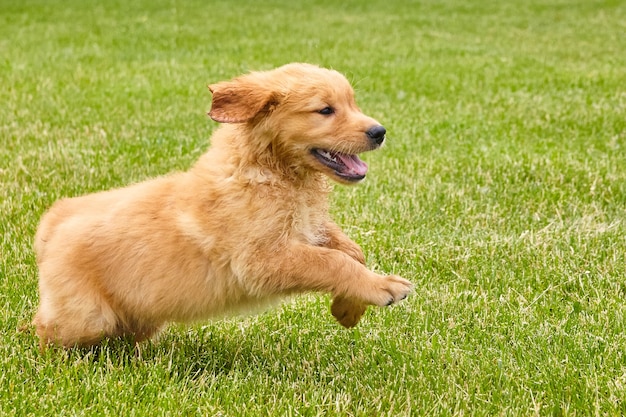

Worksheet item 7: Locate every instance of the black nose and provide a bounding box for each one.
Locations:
[366,125,386,145]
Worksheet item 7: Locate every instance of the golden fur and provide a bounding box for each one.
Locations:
[33,63,412,348]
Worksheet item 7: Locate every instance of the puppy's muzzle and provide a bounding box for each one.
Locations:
[366,125,386,147]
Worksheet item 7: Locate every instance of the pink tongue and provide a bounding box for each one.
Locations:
[336,153,368,176]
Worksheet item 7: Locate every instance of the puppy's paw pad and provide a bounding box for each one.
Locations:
[331,297,367,328]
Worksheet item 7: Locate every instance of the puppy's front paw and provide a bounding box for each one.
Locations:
[331,296,367,328]
[363,274,413,307]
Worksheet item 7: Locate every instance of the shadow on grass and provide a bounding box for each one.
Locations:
[153,327,273,379]
[23,323,275,380]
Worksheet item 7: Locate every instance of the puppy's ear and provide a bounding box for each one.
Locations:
[208,75,277,123]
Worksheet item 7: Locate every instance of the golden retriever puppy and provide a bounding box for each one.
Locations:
[33,63,413,348]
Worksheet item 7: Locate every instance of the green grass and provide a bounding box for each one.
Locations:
[2,0,626,415]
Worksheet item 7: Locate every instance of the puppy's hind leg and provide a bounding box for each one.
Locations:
[33,275,121,349]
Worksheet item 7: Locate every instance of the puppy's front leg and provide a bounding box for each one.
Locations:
[256,242,412,313]
[330,295,368,328]
[322,222,369,327]
[323,222,365,265]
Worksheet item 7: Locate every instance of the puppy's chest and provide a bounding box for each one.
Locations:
[292,206,328,246]
[242,170,330,246]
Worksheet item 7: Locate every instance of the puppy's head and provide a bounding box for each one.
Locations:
[208,63,386,184]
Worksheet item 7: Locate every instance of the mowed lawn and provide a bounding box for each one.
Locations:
[1,0,626,415]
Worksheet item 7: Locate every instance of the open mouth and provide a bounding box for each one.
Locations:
[311,148,368,181]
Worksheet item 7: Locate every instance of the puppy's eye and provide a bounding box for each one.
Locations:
[317,107,335,115]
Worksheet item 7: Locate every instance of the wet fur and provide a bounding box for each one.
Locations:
[33,63,412,348]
